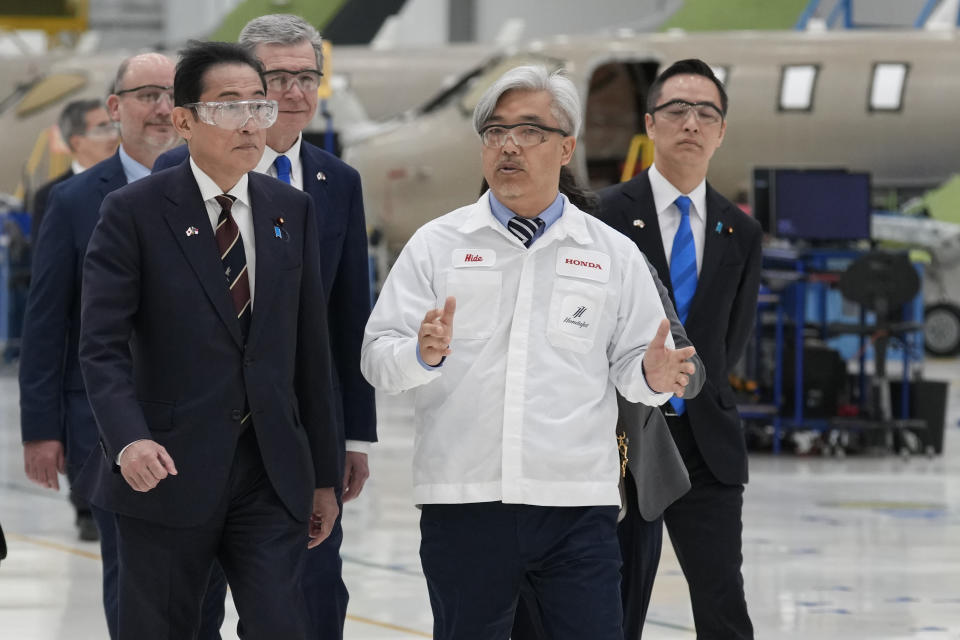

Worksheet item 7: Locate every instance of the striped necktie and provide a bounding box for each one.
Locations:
[274,154,292,185]
[214,194,251,340]
[669,195,697,415]
[507,215,545,248]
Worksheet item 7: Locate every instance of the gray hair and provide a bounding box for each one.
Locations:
[59,99,103,149]
[239,14,324,70]
[472,65,581,138]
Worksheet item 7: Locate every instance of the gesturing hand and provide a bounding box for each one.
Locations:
[418,296,456,366]
[118,440,178,492]
[642,318,697,396]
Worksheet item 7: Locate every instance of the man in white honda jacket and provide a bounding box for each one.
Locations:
[361,65,697,640]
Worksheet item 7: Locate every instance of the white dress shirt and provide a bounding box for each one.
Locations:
[648,163,707,274]
[190,158,257,307]
[361,194,673,507]
[256,135,304,191]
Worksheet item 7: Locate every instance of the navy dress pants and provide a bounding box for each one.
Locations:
[420,502,622,640]
[114,428,308,640]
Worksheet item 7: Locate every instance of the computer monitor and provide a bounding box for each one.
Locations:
[772,170,871,242]
[751,167,854,236]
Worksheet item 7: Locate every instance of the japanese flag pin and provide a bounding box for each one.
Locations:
[316,171,327,182]
[632,219,645,228]
[185,226,199,237]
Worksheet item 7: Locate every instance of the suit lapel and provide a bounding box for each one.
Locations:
[687,185,733,321]
[246,175,283,350]
[163,162,244,349]
[98,154,128,200]
[623,172,672,297]
[300,143,330,218]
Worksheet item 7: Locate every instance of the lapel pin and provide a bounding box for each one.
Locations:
[316,171,327,182]
[715,222,723,234]
[633,219,645,228]
[726,226,734,236]
[273,216,285,238]
[185,226,199,237]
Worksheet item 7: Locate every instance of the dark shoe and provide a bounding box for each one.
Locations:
[76,513,100,542]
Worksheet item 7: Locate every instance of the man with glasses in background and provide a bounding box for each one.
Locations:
[75,41,339,640]
[156,16,376,638]
[361,64,695,640]
[597,59,761,639]
[31,99,118,237]
[16,52,218,640]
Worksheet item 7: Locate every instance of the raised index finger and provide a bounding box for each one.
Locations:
[440,296,456,325]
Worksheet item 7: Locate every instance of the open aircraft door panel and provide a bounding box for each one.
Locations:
[582,60,660,191]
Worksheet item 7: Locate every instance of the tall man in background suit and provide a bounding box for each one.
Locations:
[154,15,376,638]
[77,41,339,639]
[598,59,762,639]
[18,53,202,640]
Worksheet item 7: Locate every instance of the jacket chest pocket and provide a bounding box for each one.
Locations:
[444,270,501,339]
[546,278,607,354]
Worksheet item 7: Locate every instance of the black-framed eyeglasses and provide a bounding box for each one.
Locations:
[262,69,323,94]
[115,84,174,106]
[478,122,569,148]
[650,99,724,126]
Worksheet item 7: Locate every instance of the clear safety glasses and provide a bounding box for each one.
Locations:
[478,122,569,148]
[183,99,279,130]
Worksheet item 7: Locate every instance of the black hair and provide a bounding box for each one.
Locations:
[478,167,599,215]
[174,40,265,107]
[646,58,728,116]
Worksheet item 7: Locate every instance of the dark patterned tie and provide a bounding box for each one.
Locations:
[507,215,545,248]
[214,194,251,339]
[669,195,697,415]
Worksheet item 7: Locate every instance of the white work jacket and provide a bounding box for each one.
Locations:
[361,194,673,507]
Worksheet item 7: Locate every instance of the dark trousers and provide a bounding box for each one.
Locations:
[646,413,753,640]
[512,479,664,640]
[420,502,622,640]
[203,493,349,639]
[114,429,308,640]
[618,476,664,640]
[64,392,97,519]
[71,394,224,640]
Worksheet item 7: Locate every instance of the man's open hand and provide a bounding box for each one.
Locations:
[643,318,697,396]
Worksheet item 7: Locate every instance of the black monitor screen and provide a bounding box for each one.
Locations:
[773,170,871,241]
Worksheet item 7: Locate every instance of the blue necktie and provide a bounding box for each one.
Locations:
[274,155,292,185]
[669,195,697,415]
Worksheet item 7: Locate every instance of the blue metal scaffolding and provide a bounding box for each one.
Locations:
[795,0,960,30]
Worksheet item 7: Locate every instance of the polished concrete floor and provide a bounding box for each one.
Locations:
[1,360,959,639]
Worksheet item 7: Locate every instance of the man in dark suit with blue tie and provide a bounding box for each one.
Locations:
[17,52,201,640]
[597,59,762,639]
[154,16,376,639]
[76,41,340,639]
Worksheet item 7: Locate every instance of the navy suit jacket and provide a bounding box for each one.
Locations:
[155,144,376,465]
[30,168,75,240]
[19,153,126,442]
[598,170,762,485]
[76,161,339,527]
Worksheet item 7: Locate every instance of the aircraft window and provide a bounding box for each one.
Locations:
[711,66,728,85]
[869,63,908,111]
[779,64,818,111]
